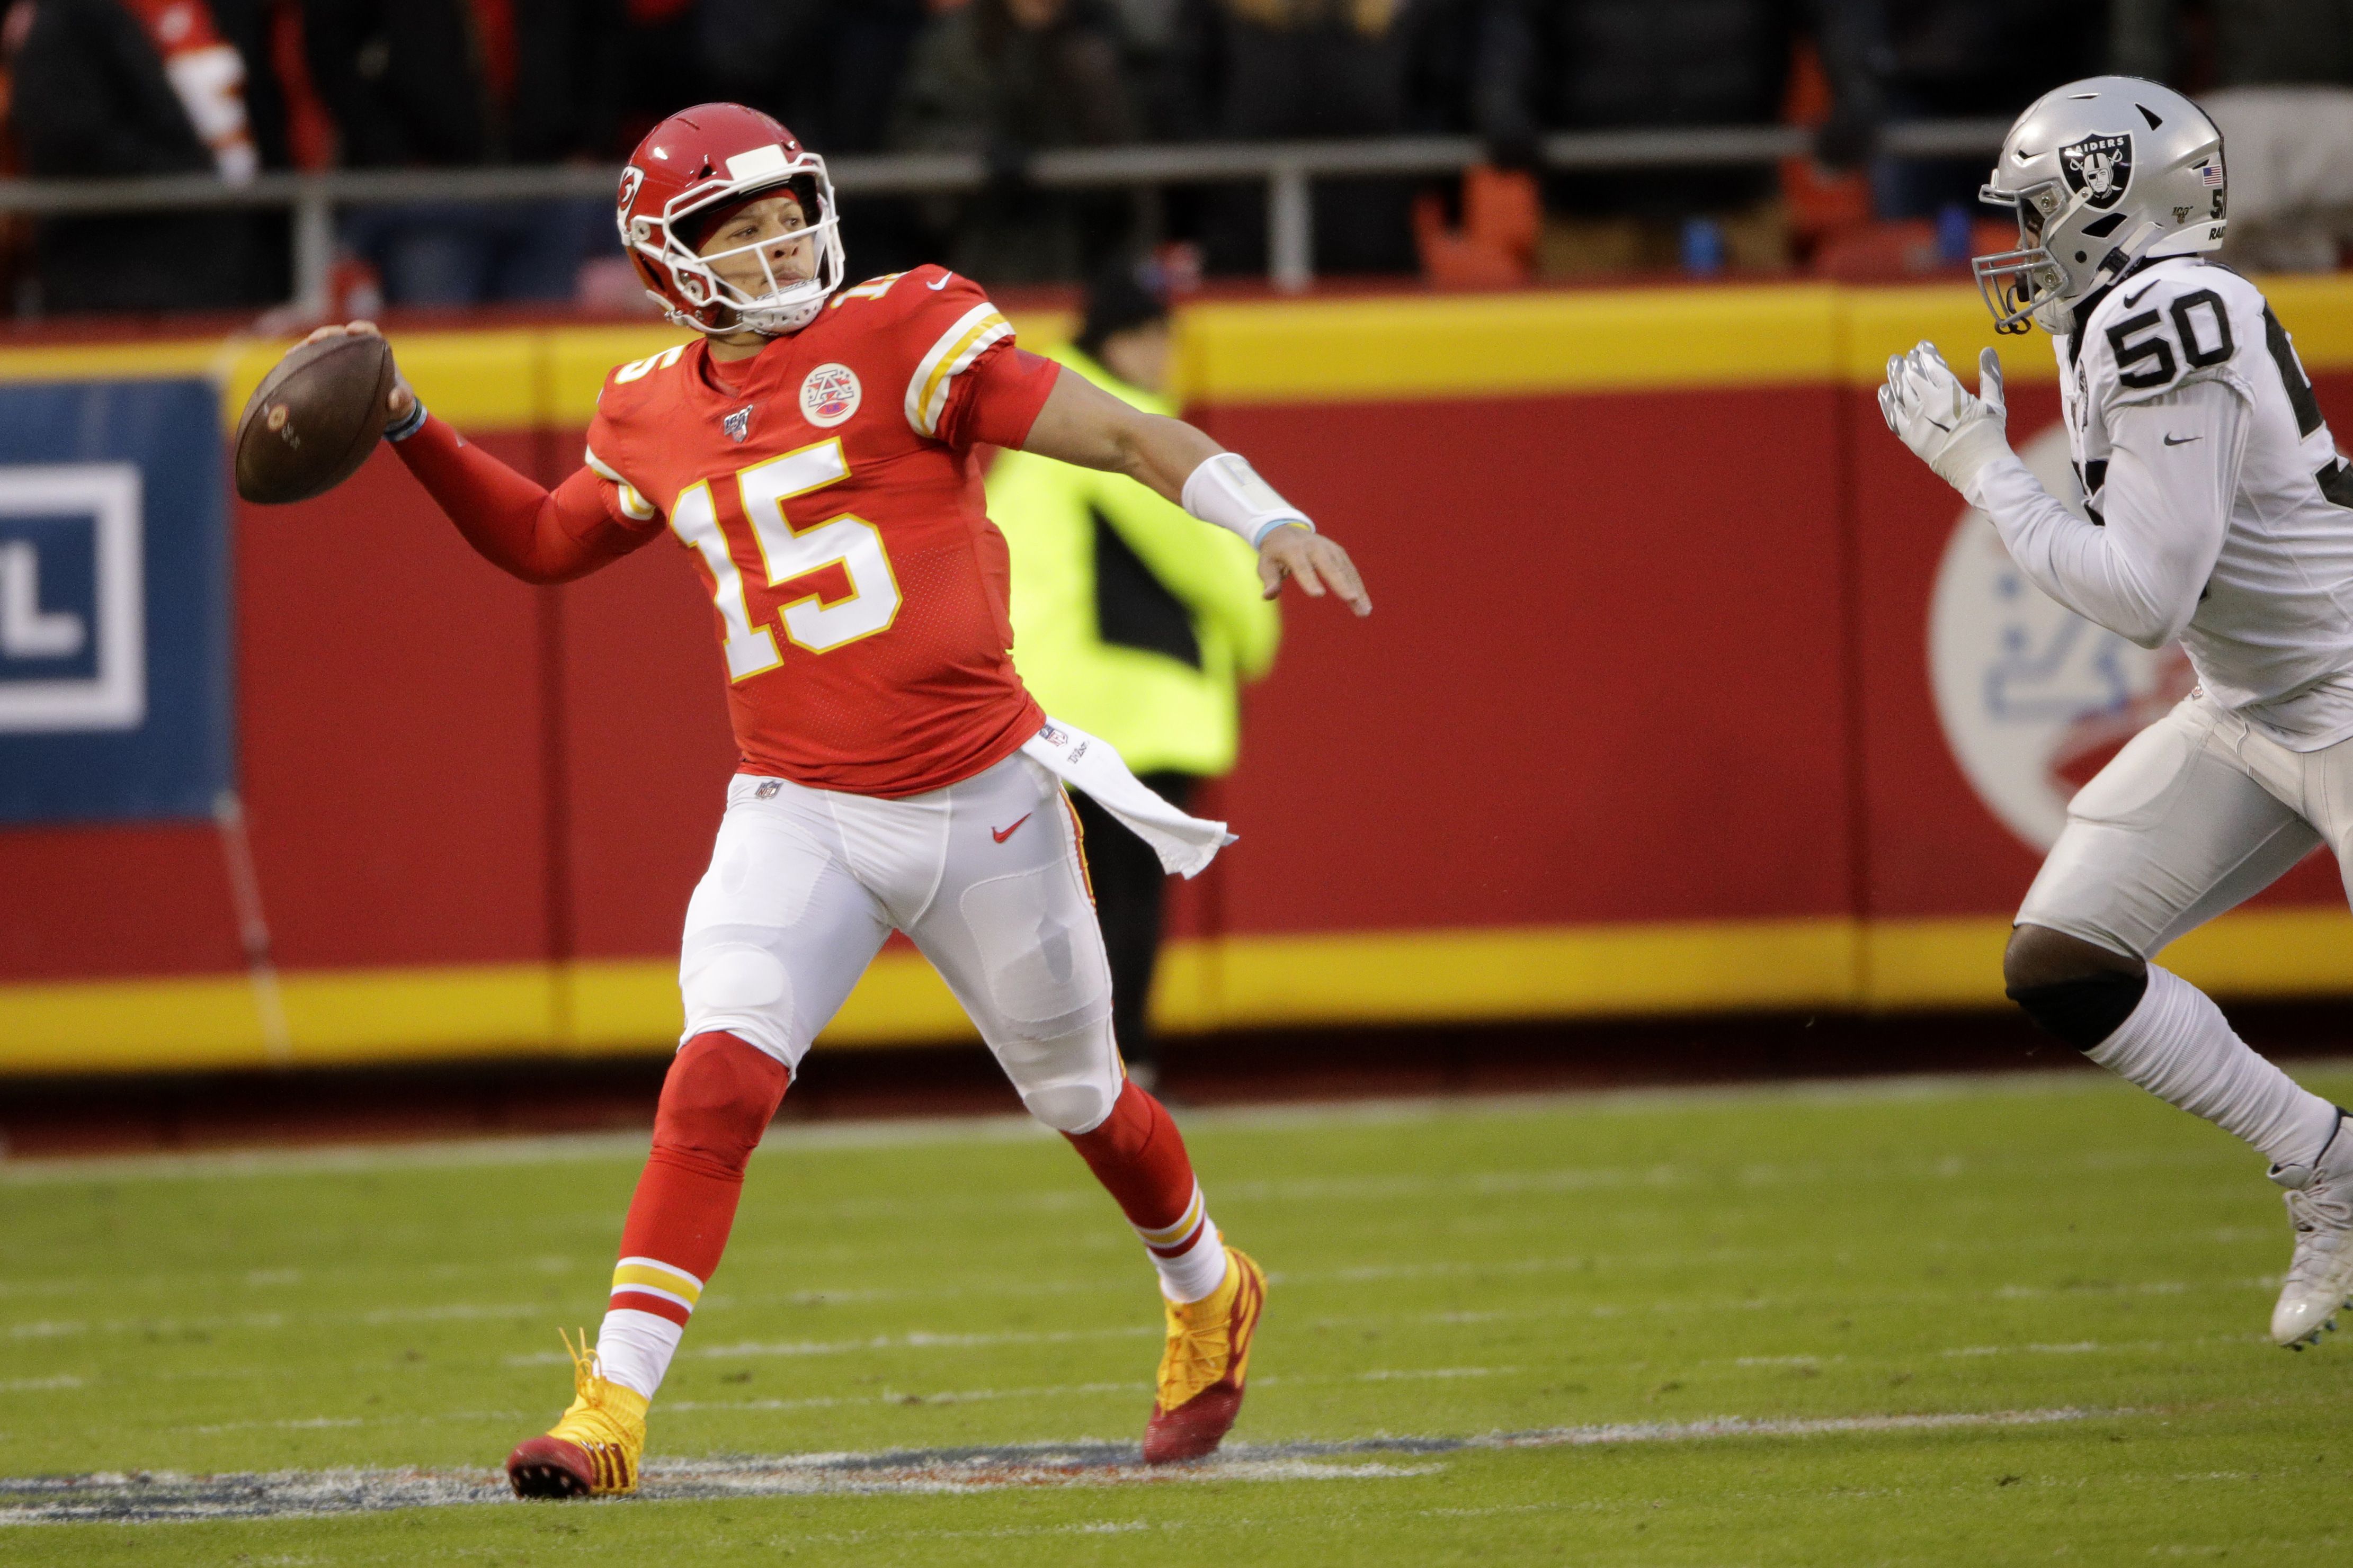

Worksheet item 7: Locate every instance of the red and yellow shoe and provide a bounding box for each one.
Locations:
[505,1330,649,1498]
[1143,1248,1266,1464]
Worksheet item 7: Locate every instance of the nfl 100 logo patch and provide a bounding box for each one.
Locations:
[800,363,862,428]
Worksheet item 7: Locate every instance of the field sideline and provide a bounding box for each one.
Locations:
[5,1068,2352,1564]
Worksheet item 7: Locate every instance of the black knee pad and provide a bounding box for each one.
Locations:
[2006,970,2149,1051]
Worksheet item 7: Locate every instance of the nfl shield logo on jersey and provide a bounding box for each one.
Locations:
[2060,133,2132,209]
[800,363,861,428]
[723,405,753,442]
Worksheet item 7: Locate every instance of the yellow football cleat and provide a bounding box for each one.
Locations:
[505,1329,649,1498]
[1143,1247,1266,1464]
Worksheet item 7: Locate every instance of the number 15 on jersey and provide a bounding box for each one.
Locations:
[666,437,903,679]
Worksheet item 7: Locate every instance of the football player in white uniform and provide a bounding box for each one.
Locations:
[1883,77,2353,1349]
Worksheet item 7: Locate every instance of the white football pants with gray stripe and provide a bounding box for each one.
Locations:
[678,749,1122,1136]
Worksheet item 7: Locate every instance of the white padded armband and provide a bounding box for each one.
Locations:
[1181,452,1313,548]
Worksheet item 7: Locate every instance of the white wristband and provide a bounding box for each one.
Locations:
[385,398,428,442]
[1181,452,1313,548]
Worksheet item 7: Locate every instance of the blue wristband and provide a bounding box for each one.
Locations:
[1250,515,1313,548]
[384,399,428,443]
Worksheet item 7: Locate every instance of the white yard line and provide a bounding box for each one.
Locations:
[6,1269,2278,1352]
[20,1061,2352,1186]
[0,1406,2108,1524]
[0,1401,2108,1523]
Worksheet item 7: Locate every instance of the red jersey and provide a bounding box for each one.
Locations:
[583,267,1061,798]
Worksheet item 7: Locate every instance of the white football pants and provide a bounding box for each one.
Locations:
[676,751,1121,1134]
[2019,692,2353,955]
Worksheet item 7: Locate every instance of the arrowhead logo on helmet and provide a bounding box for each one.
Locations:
[614,166,644,240]
[2060,133,2132,209]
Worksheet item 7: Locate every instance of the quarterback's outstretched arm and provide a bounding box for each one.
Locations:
[306,322,655,585]
[1020,365,1372,616]
[1882,342,2244,648]
[393,417,656,585]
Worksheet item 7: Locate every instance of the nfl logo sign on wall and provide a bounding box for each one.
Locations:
[801,363,861,428]
[1929,423,2191,851]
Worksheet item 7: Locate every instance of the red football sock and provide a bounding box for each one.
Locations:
[608,1031,790,1327]
[1064,1080,1229,1301]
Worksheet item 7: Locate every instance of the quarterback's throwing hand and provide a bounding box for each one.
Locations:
[1880,342,2011,496]
[1259,525,1371,615]
[301,320,417,431]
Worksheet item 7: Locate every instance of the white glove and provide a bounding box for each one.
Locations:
[1879,342,2011,496]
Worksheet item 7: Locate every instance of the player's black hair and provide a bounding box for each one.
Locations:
[1076,260,1170,362]
[675,175,823,256]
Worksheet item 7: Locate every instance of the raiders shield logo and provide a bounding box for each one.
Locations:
[723,405,753,442]
[2060,133,2132,210]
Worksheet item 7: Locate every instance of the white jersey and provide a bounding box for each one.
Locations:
[1968,256,2353,749]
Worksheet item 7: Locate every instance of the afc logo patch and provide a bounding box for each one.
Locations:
[2060,132,2132,210]
[723,405,753,443]
[800,363,861,428]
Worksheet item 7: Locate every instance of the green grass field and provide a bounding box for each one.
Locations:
[6,1065,2353,1565]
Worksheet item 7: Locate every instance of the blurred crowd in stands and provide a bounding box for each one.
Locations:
[1,0,2351,317]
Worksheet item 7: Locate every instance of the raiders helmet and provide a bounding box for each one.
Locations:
[616,103,847,337]
[1974,76,2228,335]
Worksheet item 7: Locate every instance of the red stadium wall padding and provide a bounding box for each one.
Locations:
[0,825,240,980]
[552,525,738,960]
[0,434,557,981]
[238,435,558,969]
[5,309,2351,1019]
[1193,389,1856,934]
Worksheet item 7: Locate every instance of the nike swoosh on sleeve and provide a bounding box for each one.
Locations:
[928,275,951,290]
[2163,433,2202,445]
[2123,283,2161,307]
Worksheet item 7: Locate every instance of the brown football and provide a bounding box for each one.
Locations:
[233,333,397,504]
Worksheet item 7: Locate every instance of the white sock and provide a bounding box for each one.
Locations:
[1131,1179,1230,1302]
[1155,1218,1229,1304]
[2089,965,2339,1168]
[593,1307,682,1401]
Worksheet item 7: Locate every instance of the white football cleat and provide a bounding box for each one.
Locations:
[2269,1109,2353,1350]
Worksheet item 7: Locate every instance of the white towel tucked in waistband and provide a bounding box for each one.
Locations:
[1020,719,1237,879]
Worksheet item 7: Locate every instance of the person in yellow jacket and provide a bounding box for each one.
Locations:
[988,265,1281,1089]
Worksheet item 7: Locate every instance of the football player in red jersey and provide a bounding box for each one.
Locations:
[284,103,1369,1497]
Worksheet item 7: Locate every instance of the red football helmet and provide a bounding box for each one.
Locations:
[616,103,846,336]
